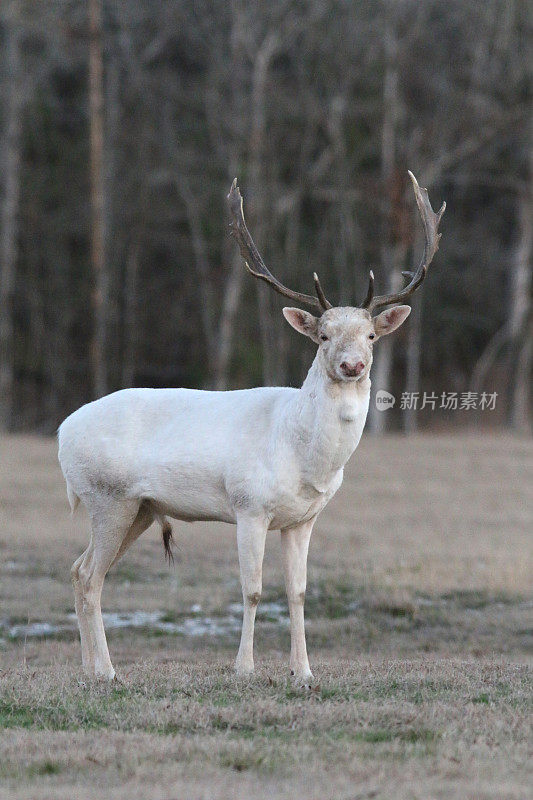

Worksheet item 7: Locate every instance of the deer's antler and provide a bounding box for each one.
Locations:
[228,179,332,313]
[361,171,446,313]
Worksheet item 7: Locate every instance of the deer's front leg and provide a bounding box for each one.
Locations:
[235,515,268,676]
[281,516,316,682]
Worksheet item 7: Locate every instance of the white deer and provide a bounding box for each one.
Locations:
[58,172,444,682]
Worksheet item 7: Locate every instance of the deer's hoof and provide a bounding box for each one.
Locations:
[235,661,255,677]
[94,666,116,682]
[290,668,315,686]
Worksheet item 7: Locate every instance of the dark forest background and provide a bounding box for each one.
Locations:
[0,0,531,433]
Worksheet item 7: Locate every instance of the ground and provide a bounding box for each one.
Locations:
[0,432,531,800]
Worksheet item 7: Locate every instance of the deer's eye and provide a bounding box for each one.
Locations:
[320,334,328,342]
[369,333,375,340]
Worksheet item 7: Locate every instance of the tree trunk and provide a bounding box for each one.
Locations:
[213,247,244,390]
[121,238,140,388]
[210,3,248,390]
[0,0,23,431]
[470,158,532,431]
[509,162,532,432]
[177,176,216,371]
[281,198,303,385]
[249,32,280,386]
[512,311,532,433]
[368,18,403,434]
[103,37,122,390]
[403,290,422,433]
[88,0,108,398]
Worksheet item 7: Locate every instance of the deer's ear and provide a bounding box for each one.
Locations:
[373,305,411,338]
[282,308,319,342]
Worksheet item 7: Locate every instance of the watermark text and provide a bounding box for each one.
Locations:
[375,390,498,411]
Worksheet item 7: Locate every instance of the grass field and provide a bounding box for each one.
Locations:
[0,433,532,799]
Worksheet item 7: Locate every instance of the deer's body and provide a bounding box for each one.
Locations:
[59,369,368,532]
[59,173,444,683]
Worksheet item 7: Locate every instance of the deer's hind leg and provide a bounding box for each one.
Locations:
[111,501,154,567]
[71,497,145,680]
[71,548,94,674]
[235,515,268,676]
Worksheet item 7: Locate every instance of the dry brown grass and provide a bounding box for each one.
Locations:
[0,432,532,799]
[1,658,531,800]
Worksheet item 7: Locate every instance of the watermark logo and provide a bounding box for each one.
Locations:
[374,390,498,411]
[375,390,396,411]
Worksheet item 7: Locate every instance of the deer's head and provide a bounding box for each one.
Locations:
[228,172,445,384]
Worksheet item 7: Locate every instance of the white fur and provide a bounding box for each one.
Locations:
[58,305,409,681]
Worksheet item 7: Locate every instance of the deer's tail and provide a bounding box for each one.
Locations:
[155,512,174,564]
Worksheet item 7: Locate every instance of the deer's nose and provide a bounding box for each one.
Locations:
[340,361,365,377]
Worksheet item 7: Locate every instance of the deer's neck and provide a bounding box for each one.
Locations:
[284,354,370,491]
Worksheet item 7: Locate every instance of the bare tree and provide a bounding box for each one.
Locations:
[0,0,24,430]
[248,31,281,385]
[1,0,530,430]
[121,238,140,388]
[88,0,108,398]
[466,0,532,429]
[508,149,533,432]
[367,8,407,433]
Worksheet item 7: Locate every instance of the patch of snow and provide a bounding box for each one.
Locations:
[1,599,292,640]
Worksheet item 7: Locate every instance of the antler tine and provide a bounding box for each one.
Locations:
[360,270,374,309]
[228,179,331,313]
[366,171,446,314]
[313,272,333,310]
